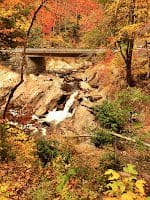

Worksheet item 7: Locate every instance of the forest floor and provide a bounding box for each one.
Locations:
[0,53,150,199]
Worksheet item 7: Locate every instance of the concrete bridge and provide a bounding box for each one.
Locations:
[5,48,107,57]
[0,48,107,74]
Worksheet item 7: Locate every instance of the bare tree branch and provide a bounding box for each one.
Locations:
[27,0,48,37]
[3,0,49,119]
[117,41,127,63]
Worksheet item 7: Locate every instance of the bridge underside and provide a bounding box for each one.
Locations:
[26,53,91,57]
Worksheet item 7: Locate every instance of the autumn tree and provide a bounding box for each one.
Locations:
[104,0,149,86]
[0,1,29,48]
[0,0,46,48]
[0,0,103,48]
[37,0,103,47]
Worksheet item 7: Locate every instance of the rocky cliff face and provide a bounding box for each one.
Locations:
[0,58,119,137]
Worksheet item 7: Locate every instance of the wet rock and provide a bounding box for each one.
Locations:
[0,66,20,107]
[61,82,79,92]
[46,57,92,73]
[79,97,94,108]
[83,64,101,86]
[0,61,109,133]
[79,81,92,91]
[0,67,64,116]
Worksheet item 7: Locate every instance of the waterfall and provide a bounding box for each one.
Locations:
[32,91,78,125]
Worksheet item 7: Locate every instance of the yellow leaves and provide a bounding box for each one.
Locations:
[15,131,28,141]
[123,164,138,175]
[121,191,137,200]
[107,181,126,194]
[121,191,147,200]
[118,23,143,39]
[0,196,8,200]
[103,198,120,200]
[15,17,30,32]
[0,184,8,193]
[114,0,121,15]
[0,7,16,18]
[1,0,34,8]
[0,0,31,37]
[6,124,36,164]
[135,180,146,195]
[0,183,9,200]
[105,169,120,180]
[7,125,25,138]
[104,164,148,200]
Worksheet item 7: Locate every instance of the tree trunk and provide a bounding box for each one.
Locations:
[126,60,135,87]
[145,40,150,79]
[124,0,136,86]
[125,38,135,87]
[117,38,135,87]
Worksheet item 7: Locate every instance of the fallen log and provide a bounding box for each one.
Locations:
[63,131,150,148]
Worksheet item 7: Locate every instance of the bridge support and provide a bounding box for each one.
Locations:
[26,57,46,75]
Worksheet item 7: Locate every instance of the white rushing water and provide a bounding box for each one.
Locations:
[32,91,78,125]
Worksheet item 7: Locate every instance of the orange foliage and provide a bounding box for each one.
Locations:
[1,0,103,46]
[103,49,114,64]
[36,0,103,34]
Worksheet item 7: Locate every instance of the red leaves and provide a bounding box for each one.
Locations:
[1,0,103,45]
[103,49,114,64]
[36,0,103,34]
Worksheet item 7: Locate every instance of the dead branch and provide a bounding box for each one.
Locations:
[117,41,127,63]
[110,131,150,148]
[63,131,150,148]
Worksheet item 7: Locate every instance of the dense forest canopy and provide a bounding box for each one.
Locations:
[0,0,103,48]
[0,0,149,49]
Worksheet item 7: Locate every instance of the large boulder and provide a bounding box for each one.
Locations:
[0,65,64,116]
[13,74,63,115]
[72,105,97,135]
[0,65,19,106]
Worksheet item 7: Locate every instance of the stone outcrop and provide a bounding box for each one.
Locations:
[0,60,110,136]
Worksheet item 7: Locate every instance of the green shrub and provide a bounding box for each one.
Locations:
[117,88,150,112]
[61,150,72,165]
[93,101,130,132]
[30,177,52,200]
[37,140,58,166]
[99,152,122,172]
[81,28,106,48]
[56,168,76,193]
[91,128,114,148]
